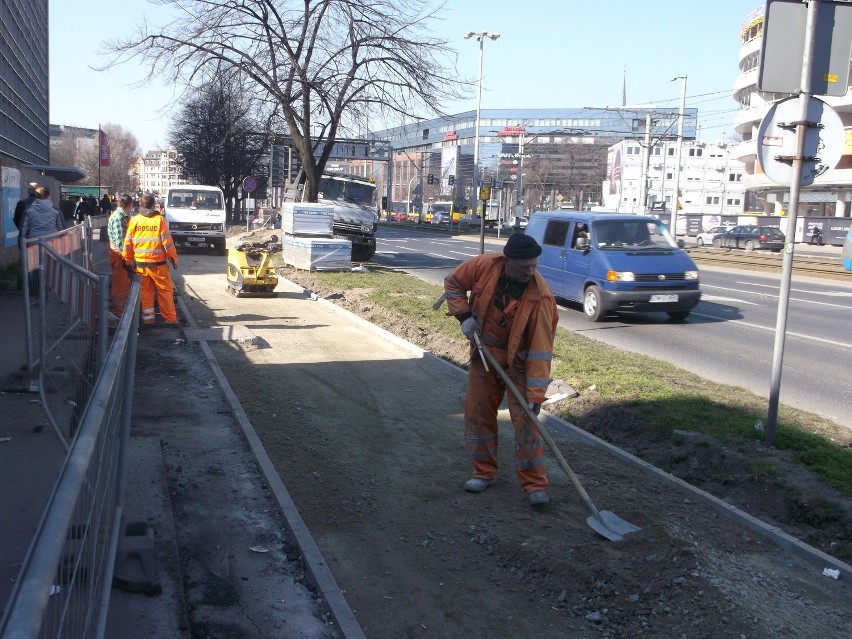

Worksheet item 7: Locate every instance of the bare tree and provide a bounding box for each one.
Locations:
[75,123,142,193]
[170,74,271,222]
[106,0,463,202]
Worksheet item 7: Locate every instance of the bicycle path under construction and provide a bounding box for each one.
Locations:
[2,232,849,638]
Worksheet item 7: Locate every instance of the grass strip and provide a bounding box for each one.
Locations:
[289,266,852,496]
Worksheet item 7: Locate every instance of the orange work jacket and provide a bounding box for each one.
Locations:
[443,253,559,403]
[122,210,178,266]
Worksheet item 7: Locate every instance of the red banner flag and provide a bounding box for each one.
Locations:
[99,130,110,167]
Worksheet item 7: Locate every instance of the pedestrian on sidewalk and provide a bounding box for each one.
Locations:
[107,194,134,318]
[21,186,65,297]
[72,196,86,225]
[122,194,179,327]
[440,233,559,506]
[13,186,36,230]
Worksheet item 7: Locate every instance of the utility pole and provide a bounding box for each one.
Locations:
[671,75,687,233]
[639,114,652,213]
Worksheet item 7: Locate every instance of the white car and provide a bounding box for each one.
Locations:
[696,226,729,247]
[502,216,528,230]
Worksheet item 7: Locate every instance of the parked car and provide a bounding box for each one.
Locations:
[459,213,482,227]
[431,212,451,224]
[502,216,528,230]
[696,226,729,247]
[712,225,784,252]
[390,211,409,223]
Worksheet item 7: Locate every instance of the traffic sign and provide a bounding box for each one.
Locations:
[755,95,844,187]
[758,0,852,97]
[242,176,258,193]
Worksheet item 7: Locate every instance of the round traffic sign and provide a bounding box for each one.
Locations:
[756,96,844,187]
[242,176,258,193]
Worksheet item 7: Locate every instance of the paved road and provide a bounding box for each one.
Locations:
[373,227,852,429]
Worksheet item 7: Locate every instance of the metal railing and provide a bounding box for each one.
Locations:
[2,214,140,638]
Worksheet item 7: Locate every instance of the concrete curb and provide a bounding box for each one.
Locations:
[174,295,367,639]
[289,278,852,582]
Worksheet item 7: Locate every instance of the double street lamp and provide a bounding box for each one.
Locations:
[464,30,500,254]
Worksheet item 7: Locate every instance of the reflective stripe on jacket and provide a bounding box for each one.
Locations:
[443,252,559,403]
[122,210,178,265]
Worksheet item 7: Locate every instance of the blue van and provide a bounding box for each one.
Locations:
[525,211,701,321]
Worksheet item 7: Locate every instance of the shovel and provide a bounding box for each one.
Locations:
[473,333,640,542]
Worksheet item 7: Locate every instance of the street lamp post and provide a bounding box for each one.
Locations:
[464,30,500,254]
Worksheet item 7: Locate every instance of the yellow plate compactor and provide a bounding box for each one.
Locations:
[226,236,280,297]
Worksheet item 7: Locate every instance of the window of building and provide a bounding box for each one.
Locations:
[688,148,703,157]
[422,129,429,140]
[706,196,720,205]
[726,197,742,206]
[667,147,676,156]
[729,173,742,182]
[632,119,643,132]
[666,172,673,180]
[652,147,661,156]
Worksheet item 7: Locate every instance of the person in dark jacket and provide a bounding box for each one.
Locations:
[13,187,37,230]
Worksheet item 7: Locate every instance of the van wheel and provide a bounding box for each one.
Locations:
[583,286,605,322]
[667,310,690,322]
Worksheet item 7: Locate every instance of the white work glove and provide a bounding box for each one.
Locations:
[460,316,480,340]
[527,401,541,416]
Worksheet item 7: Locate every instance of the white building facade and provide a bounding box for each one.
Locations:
[602,139,746,227]
[732,5,852,229]
[140,147,187,195]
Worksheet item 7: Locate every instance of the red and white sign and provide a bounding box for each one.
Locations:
[496,126,526,137]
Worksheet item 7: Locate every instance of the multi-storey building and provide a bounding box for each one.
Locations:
[371,107,697,215]
[140,147,187,195]
[733,4,852,223]
[1,0,84,264]
[602,139,747,230]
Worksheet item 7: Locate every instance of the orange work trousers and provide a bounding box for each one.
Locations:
[463,355,548,493]
[136,263,176,324]
[108,250,131,317]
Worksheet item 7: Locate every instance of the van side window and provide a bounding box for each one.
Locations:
[571,222,589,249]
[543,220,570,247]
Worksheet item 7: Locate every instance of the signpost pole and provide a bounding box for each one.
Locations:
[765,0,819,446]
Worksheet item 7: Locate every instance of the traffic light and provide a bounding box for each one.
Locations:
[490,177,496,188]
[448,175,455,186]
[427,173,434,185]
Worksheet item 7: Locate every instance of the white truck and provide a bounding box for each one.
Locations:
[314,173,378,262]
[164,185,228,255]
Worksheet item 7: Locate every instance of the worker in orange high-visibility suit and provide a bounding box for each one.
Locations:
[439,233,559,507]
[122,194,179,326]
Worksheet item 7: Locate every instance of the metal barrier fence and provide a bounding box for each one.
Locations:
[1,218,140,638]
[20,217,109,447]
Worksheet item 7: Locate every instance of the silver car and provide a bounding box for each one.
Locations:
[502,216,528,230]
[696,225,729,247]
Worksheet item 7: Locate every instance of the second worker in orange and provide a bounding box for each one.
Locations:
[122,194,179,327]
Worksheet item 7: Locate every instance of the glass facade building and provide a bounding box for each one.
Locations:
[0,0,49,165]
[372,107,698,214]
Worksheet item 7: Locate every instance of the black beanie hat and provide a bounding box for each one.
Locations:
[503,233,542,259]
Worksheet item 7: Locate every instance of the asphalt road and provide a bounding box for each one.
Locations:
[374,226,852,430]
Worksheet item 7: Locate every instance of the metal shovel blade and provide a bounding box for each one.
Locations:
[586,511,641,542]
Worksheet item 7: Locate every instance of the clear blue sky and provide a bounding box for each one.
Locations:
[50,0,763,152]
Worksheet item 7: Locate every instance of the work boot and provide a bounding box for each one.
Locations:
[528,490,551,506]
[464,477,496,493]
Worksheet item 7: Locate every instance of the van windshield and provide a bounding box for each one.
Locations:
[592,219,677,249]
[168,190,223,210]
